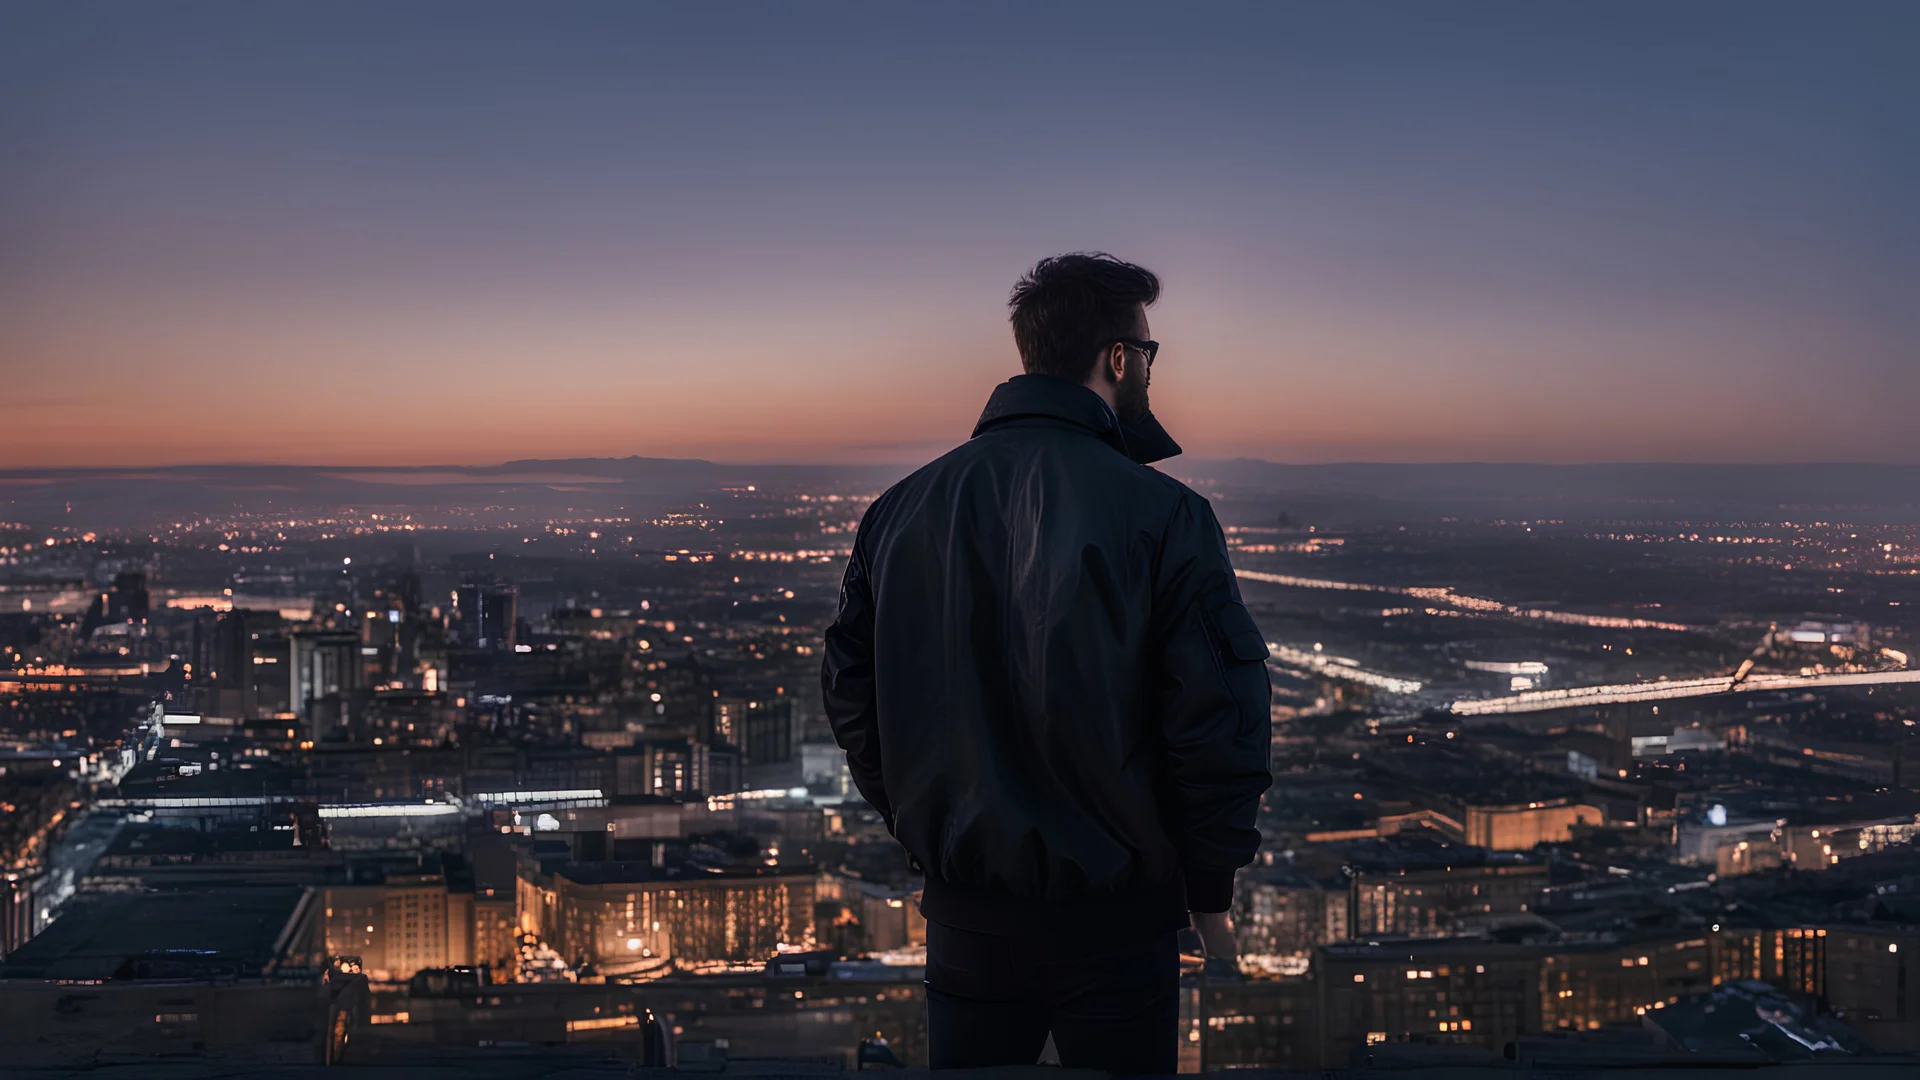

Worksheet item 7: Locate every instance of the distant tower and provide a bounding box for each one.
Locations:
[211,610,251,687]
[395,569,423,616]
[455,578,518,650]
[480,586,517,650]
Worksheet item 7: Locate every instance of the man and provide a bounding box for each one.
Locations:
[821,253,1272,1072]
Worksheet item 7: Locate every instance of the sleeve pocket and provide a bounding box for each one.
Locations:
[1209,600,1270,664]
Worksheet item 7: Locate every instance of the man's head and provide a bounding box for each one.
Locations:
[1009,253,1160,423]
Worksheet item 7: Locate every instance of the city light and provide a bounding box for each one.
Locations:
[317,803,461,819]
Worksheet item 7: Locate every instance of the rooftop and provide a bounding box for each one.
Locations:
[0,884,312,982]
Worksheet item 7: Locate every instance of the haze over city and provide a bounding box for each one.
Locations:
[4,1,1915,468]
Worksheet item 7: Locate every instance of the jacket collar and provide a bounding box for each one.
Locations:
[1118,408,1184,466]
[970,374,1183,466]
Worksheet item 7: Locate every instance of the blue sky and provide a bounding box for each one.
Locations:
[3,1,1913,466]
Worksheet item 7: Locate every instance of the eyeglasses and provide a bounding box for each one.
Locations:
[1113,338,1159,366]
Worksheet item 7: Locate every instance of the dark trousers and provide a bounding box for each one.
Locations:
[924,920,1179,1074]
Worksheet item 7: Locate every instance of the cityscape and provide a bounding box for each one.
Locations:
[6,2,1916,1075]
[3,461,1919,1071]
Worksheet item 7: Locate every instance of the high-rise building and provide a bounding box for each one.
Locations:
[713,697,748,747]
[616,740,712,799]
[0,876,33,961]
[454,579,517,650]
[290,630,363,735]
[742,699,794,766]
[251,631,292,716]
[210,609,252,688]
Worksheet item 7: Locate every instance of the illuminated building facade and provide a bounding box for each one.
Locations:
[541,864,815,975]
[1462,799,1605,850]
[1713,926,1826,997]
[1351,863,1547,938]
[1317,941,1543,1062]
[1233,870,1347,966]
[614,739,711,798]
[323,873,475,982]
[1192,978,1320,1071]
[1540,936,1713,1030]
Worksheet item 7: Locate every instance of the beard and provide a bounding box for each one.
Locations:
[1113,363,1151,424]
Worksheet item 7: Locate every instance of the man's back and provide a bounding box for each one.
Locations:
[820,254,1271,1073]
[823,373,1272,937]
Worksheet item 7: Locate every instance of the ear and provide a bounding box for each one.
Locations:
[1104,342,1127,383]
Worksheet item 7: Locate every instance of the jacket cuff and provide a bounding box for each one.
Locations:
[1184,868,1236,914]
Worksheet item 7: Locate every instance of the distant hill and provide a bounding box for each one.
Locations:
[0,458,908,528]
[1168,461,1920,524]
[4,458,1917,528]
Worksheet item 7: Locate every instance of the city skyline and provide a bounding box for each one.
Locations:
[6,470,1920,1067]
[4,1,1916,469]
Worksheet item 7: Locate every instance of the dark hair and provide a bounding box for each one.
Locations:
[1008,253,1160,380]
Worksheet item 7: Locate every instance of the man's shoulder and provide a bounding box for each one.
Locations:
[870,440,976,505]
[1106,459,1212,530]
[855,444,970,533]
[1134,464,1204,504]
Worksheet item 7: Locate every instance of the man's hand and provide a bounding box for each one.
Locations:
[1190,910,1237,964]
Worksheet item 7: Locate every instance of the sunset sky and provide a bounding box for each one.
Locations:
[3,2,1914,469]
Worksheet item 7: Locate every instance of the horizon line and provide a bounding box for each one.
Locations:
[5,456,1920,475]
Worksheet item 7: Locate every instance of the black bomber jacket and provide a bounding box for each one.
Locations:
[822,374,1273,939]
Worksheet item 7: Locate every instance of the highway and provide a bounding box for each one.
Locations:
[1268,643,1425,696]
[1236,569,1691,631]
[1448,668,1920,716]
[1235,571,1917,717]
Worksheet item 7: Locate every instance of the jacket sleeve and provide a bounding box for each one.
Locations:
[1152,491,1274,913]
[821,509,891,825]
